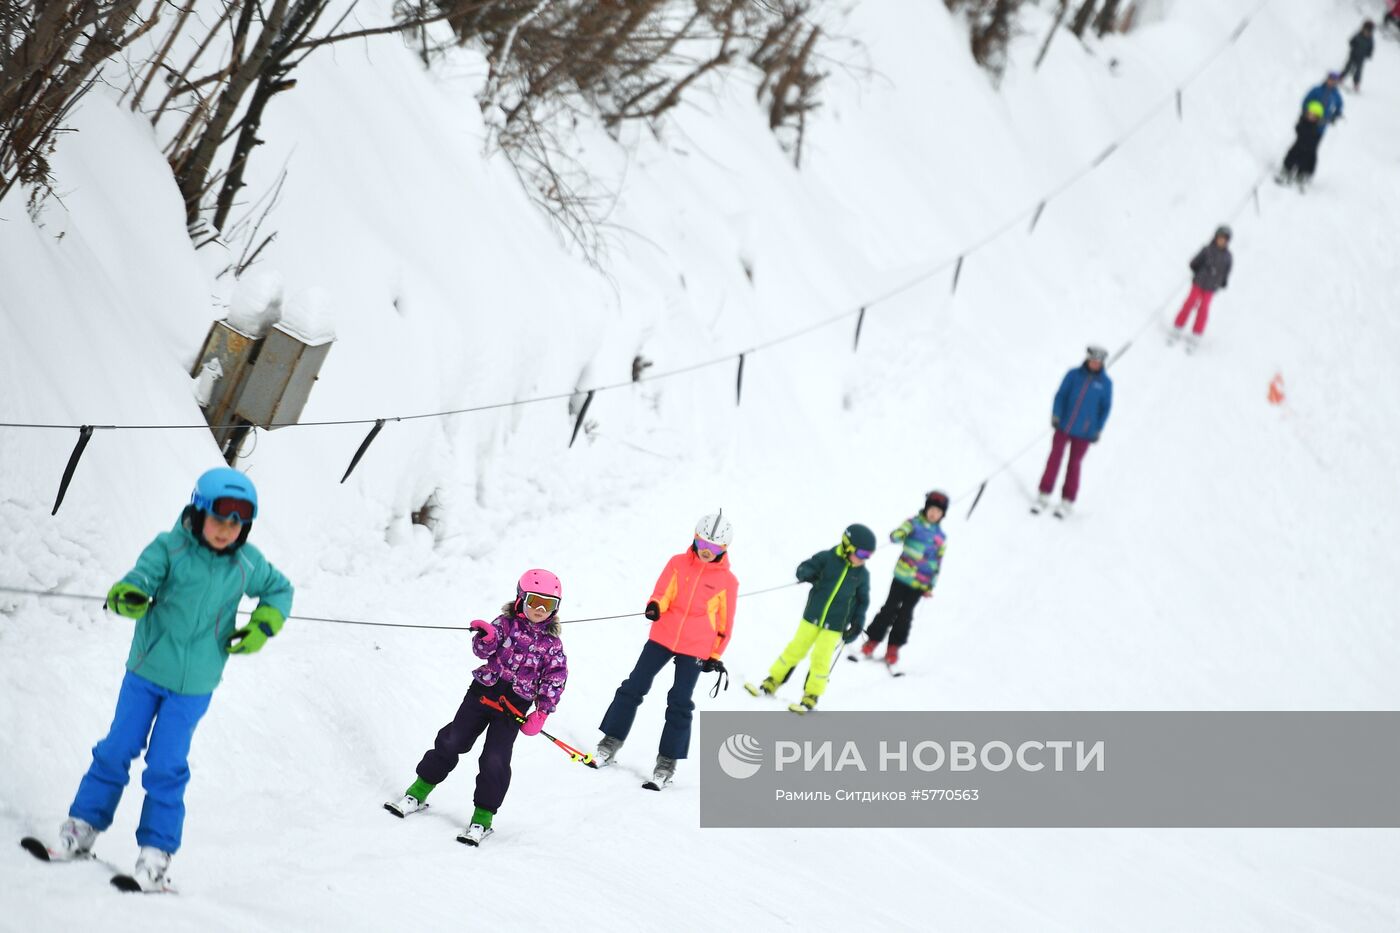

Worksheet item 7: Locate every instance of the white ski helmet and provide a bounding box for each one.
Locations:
[695,511,734,548]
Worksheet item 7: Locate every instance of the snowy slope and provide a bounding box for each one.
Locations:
[3,0,1400,929]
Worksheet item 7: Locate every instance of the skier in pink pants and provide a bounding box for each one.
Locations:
[1171,226,1233,351]
[1034,346,1114,519]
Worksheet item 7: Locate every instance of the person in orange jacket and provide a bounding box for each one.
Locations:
[595,512,738,788]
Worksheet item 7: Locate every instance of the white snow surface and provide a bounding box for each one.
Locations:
[3,0,1400,929]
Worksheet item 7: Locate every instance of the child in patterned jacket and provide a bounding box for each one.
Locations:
[858,491,948,668]
[384,569,568,845]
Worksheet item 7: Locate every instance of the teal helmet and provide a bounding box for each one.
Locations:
[840,523,877,557]
[188,467,257,553]
[191,467,258,522]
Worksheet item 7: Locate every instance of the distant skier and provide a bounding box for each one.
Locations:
[746,524,873,713]
[1278,101,1325,191]
[1033,346,1113,519]
[1339,21,1375,91]
[1302,72,1344,135]
[385,569,568,845]
[32,469,292,892]
[1387,0,1400,31]
[856,491,948,669]
[1170,225,1233,348]
[594,513,738,789]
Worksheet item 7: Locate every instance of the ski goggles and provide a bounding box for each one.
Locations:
[522,592,560,613]
[694,537,727,558]
[850,547,874,560]
[208,497,255,523]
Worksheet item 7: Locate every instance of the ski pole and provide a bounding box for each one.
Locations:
[479,696,599,769]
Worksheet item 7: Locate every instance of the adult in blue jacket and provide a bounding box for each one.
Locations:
[1035,346,1113,516]
[48,468,293,892]
[1302,73,1344,134]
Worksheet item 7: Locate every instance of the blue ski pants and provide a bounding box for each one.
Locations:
[69,671,212,853]
[599,639,702,760]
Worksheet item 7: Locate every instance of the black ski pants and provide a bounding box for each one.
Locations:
[1283,141,1318,179]
[864,578,924,647]
[416,679,530,814]
[1340,54,1366,88]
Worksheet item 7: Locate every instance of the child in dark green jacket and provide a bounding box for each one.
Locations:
[746,524,874,713]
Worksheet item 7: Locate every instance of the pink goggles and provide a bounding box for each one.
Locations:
[694,537,727,557]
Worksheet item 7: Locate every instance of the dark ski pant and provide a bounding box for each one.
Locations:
[416,680,529,814]
[1038,429,1092,502]
[70,671,212,854]
[599,639,702,760]
[1340,54,1366,88]
[865,578,924,647]
[1283,142,1318,180]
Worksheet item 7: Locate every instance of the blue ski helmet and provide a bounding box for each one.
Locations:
[190,467,258,523]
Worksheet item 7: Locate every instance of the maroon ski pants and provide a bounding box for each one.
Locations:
[1038,429,1092,502]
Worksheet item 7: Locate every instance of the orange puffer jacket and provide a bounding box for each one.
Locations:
[647,549,738,660]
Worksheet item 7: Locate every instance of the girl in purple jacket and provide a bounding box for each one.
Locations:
[384,569,568,845]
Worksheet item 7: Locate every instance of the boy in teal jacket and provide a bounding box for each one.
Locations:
[46,468,292,891]
[746,524,873,713]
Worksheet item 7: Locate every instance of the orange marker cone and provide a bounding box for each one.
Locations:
[1267,373,1286,406]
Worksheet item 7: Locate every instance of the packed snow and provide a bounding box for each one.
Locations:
[2,0,1399,929]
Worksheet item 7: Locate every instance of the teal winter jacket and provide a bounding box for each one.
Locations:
[121,512,294,695]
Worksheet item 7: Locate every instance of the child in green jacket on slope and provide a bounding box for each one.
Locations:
[746,524,874,713]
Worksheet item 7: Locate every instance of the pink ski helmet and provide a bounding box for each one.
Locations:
[517,568,561,599]
[516,568,562,619]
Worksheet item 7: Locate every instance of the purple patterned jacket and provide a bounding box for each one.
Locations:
[472,612,568,714]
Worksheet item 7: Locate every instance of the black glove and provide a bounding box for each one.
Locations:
[644,601,661,621]
[1090,434,1101,444]
[701,658,726,674]
[842,622,863,645]
[1051,416,1060,430]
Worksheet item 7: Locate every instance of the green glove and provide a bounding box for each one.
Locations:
[227,605,285,655]
[106,582,151,620]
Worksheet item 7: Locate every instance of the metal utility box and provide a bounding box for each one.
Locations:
[234,324,332,429]
[191,319,333,461]
[192,320,259,450]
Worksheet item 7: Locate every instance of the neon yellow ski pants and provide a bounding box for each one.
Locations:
[768,620,844,697]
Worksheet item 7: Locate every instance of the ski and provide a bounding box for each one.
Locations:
[19,836,107,865]
[787,702,812,715]
[383,798,428,818]
[110,873,175,894]
[886,664,907,679]
[21,837,61,862]
[743,681,784,701]
[456,826,493,846]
